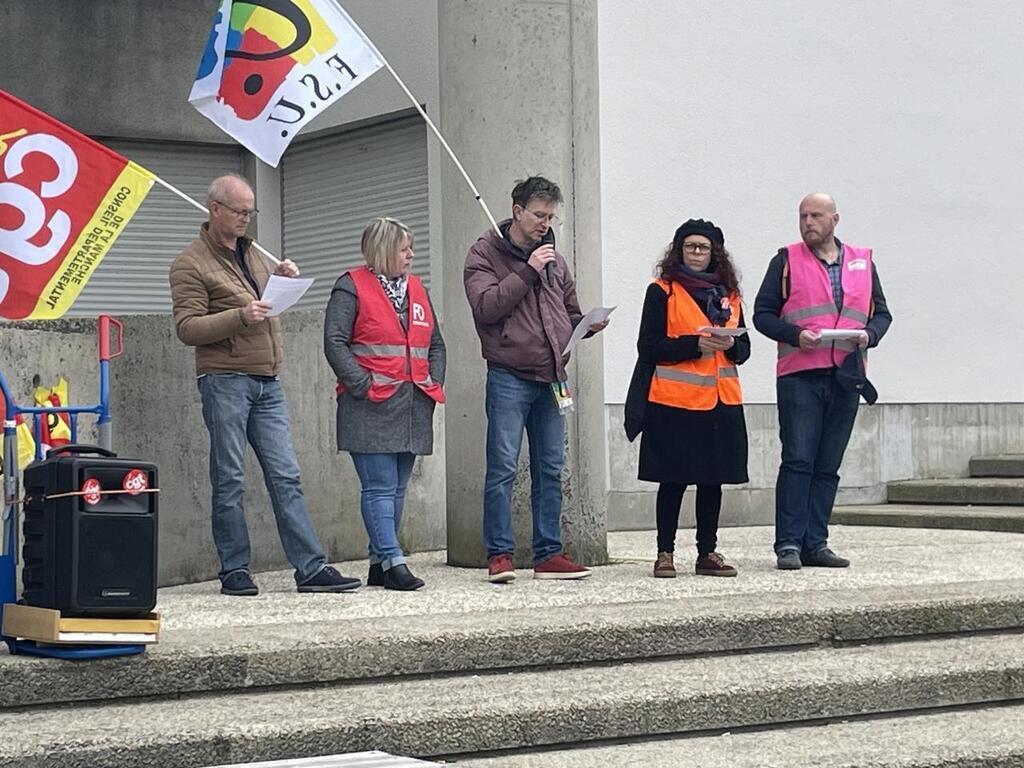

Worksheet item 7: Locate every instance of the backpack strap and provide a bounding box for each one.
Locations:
[779,249,790,301]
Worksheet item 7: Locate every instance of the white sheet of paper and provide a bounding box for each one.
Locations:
[261,275,315,317]
[562,306,616,356]
[697,326,748,337]
[818,329,863,341]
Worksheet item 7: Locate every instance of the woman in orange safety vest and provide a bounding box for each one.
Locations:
[624,218,750,579]
[324,217,446,591]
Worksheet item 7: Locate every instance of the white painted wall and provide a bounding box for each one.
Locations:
[598,0,1024,404]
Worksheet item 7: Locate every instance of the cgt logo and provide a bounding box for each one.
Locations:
[0,129,78,304]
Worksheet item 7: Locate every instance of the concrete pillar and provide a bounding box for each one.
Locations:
[439,0,607,567]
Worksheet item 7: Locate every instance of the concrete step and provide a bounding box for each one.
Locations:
[3,579,1024,710]
[971,454,1024,478]
[887,477,1024,506]
[0,632,1022,767]
[456,703,1024,768]
[833,504,1024,533]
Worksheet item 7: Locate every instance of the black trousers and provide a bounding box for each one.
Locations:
[656,483,722,557]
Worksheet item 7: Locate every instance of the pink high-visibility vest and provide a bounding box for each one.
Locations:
[776,241,873,377]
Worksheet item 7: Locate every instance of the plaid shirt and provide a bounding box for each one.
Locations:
[814,239,844,310]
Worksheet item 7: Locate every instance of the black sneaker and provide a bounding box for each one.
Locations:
[384,564,425,591]
[776,551,802,571]
[367,562,385,587]
[221,569,259,596]
[801,548,850,568]
[297,565,361,593]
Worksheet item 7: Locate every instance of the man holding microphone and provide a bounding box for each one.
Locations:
[464,176,608,583]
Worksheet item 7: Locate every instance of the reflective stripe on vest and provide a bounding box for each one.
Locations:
[341,267,445,404]
[646,280,743,411]
[777,242,873,377]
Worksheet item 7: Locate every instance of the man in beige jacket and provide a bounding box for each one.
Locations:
[170,174,359,596]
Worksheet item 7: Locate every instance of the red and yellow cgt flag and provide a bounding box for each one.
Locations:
[0,90,155,320]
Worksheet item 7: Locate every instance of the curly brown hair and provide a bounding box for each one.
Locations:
[656,241,742,297]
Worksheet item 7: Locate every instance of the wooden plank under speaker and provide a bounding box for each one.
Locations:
[2,603,160,645]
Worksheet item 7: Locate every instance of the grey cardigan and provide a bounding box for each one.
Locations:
[324,273,446,455]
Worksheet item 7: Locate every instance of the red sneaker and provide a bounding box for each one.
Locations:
[533,553,592,580]
[488,554,516,583]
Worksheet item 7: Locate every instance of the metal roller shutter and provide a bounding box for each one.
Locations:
[281,115,430,311]
[71,141,242,315]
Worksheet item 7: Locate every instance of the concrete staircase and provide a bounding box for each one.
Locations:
[1,576,1024,766]
[834,453,1024,533]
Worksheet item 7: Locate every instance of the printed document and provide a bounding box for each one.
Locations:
[262,275,314,317]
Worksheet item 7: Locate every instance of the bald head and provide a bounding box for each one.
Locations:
[207,174,253,208]
[799,193,840,250]
[800,192,837,213]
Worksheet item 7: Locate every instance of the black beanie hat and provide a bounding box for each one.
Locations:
[673,218,725,249]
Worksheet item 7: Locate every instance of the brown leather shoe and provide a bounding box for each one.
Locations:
[695,552,738,577]
[654,551,676,578]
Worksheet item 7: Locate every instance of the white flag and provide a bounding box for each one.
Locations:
[189,0,384,167]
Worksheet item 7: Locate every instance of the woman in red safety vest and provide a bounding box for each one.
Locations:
[324,217,446,591]
[624,219,750,579]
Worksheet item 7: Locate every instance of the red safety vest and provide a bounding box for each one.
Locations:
[339,266,445,404]
[646,279,743,411]
[776,242,873,376]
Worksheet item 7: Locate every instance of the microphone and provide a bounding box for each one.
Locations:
[545,260,555,287]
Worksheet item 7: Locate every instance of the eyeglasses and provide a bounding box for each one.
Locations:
[214,200,259,219]
[524,208,562,227]
[682,242,712,255]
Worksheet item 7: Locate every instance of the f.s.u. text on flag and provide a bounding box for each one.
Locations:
[189,0,384,167]
[0,90,154,320]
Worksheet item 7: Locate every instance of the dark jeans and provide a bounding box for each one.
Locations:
[656,483,722,558]
[482,369,565,563]
[774,371,860,555]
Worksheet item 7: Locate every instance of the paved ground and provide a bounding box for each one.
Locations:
[156,525,1024,632]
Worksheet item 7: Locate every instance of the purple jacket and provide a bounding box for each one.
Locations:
[464,221,584,382]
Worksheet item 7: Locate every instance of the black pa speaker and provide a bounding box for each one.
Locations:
[21,444,158,618]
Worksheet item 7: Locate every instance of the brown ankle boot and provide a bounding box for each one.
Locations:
[654,551,676,578]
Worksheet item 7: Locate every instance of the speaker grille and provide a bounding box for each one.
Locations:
[77,515,156,611]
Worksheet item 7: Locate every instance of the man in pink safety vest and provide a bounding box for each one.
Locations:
[753,193,892,571]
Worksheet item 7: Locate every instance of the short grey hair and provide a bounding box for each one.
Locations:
[206,173,253,207]
[361,217,413,274]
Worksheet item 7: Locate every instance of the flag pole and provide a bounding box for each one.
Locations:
[151,175,282,265]
[329,0,503,238]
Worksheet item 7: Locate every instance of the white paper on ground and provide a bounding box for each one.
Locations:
[262,275,315,317]
[562,306,616,356]
[818,328,864,341]
[697,326,748,337]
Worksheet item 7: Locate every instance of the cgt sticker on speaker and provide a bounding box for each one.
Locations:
[122,468,148,495]
[81,477,102,505]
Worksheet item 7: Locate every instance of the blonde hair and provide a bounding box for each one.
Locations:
[361,217,413,275]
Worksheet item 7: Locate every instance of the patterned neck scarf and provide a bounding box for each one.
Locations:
[370,268,408,313]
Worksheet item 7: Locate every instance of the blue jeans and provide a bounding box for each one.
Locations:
[483,369,565,564]
[774,371,860,555]
[350,452,415,571]
[198,374,327,584]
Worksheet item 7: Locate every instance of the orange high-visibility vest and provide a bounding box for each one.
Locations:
[646,279,743,411]
[341,266,445,404]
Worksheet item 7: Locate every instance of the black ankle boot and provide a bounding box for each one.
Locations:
[367,563,384,587]
[384,563,425,591]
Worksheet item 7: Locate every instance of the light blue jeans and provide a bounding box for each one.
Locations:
[483,368,565,563]
[350,452,415,571]
[198,373,327,584]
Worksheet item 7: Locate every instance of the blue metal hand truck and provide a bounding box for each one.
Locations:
[1,315,145,659]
